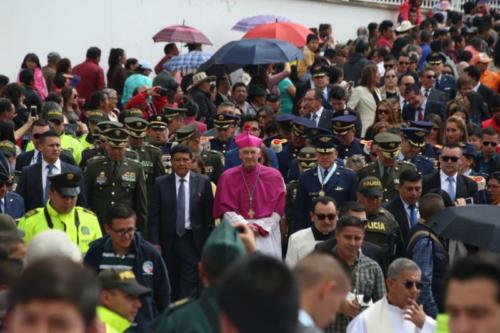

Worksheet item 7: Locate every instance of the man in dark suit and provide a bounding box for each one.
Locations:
[419,68,448,104]
[296,65,332,109]
[16,130,85,212]
[384,169,422,244]
[148,144,214,301]
[0,167,24,219]
[15,119,76,173]
[464,65,496,106]
[402,84,445,122]
[422,143,478,203]
[303,88,334,131]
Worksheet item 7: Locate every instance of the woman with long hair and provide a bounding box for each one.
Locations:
[380,68,399,99]
[364,100,396,140]
[443,115,469,145]
[107,48,128,97]
[347,64,381,137]
[19,53,48,100]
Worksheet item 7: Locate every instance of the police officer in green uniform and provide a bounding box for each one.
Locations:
[125,117,165,200]
[84,127,148,234]
[357,176,405,261]
[18,172,102,254]
[174,123,224,183]
[80,121,139,169]
[80,110,107,151]
[153,219,246,333]
[284,147,317,252]
[357,132,417,203]
[147,114,173,174]
[165,107,188,141]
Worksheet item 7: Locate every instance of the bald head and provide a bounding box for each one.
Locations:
[294,252,349,291]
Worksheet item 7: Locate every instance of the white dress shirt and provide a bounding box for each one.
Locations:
[415,98,428,121]
[175,171,191,230]
[31,149,42,165]
[0,198,4,213]
[42,158,62,193]
[440,170,457,199]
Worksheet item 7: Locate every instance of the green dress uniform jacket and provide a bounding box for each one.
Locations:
[18,202,102,254]
[357,159,417,203]
[131,144,165,200]
[80,146,139,169]
[84,156,148,233]
[153,288,219,333]
[200,149,224,184]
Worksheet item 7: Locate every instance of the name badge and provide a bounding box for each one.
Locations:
[96,172,107,185]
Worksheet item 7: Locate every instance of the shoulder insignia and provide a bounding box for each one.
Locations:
[167,298,193,312]
[145,144,161,152]
[80,208,97,216]
[24,209,39,217]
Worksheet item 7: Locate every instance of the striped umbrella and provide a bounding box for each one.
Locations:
[153,24,212,45]
[164,51,212,75]
[232,15,290,32]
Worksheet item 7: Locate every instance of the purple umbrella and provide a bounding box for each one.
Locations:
[232,15,290,32]
[153,24,212,45]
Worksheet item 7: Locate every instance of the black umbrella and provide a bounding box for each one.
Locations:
[427,205,500,252]
[197,58,242,77]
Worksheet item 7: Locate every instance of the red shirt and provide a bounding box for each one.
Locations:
[72,59,105,101]
[376,36,393,51]
[482,118,500,154]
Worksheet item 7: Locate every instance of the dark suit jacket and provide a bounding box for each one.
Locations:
[2,191,25,219]
[422,172,478,202]
[426,88,448,104]
[383,196,412,243]
[148,172,214,259]
[315,238,387,274]
[15,161,86,211]
[478,83,495,106]
[295,83,332,109]
[402,100,445,122]
[15,150,76,173]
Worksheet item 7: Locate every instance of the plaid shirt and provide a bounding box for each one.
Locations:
[325,249,386,333]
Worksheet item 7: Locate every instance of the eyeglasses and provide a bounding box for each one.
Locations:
[441,156,460,162]
[378,109,390,115]
[316,213,337,221]
[442,71,453,75]
[399,61,410,65]
[385,75,396,78]
[483,141,498,147]
[111,227,136,236]
[425,75,436,79]
[384,64,395,68]
[404,280,423,290]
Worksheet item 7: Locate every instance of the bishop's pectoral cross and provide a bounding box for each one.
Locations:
[248,209,255,218]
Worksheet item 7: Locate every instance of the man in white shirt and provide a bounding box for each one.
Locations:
[347,258,437,333]
[294,252,350,332]
[286,196,337,267]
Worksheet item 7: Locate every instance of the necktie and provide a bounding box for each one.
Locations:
[382,167,390,185]
[312,113,318,125]
[176,178,186,237]
[44,164,55,202]
[409,204,417,227]
[417,107,424,121]
[447,176,456,201]
[36,152,42,164]
[0,199,3,213]
[112,162,120,180]
[323,168,329,179]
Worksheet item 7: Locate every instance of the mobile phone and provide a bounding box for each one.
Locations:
[464,197,474,205]
[30,105,37,117]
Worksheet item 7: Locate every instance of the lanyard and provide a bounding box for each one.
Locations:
[317,164,337,187]
[44,206,81,247]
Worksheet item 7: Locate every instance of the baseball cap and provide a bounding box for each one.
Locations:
[98,268,151,297]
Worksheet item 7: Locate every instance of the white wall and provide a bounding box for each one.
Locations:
[1,0,397,81]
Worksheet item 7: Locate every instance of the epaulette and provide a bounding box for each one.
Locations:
[166,298,192,313]
[79,207,97,216]
[286,179,299,186]
[87,155,106,164]
[145,144,161,152]
[206,149,224,158]
[24,208,39,217]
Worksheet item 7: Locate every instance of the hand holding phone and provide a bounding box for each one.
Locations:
[30,105,38,118]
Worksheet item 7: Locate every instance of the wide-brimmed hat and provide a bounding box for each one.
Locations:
[187,72,216,91]
[396,21,416,33]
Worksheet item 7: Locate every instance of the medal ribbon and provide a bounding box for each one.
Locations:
[317,163,337,188]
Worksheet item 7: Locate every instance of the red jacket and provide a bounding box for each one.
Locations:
[125,92,168,118]
[72,59,105,101]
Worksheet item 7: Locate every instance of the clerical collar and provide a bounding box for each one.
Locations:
[310,224,334,241]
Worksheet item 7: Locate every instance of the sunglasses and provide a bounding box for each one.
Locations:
[441,156,460,162]
[483,141,498,147]
[399,61,410,65]
[404,280,423,290]
[384,64,395,68]
[378,109,390,115]
[442,71,453,75]
[385,75,396,78]
[431,127,440,131]
[316,213,337,221]
[425,75,436,79]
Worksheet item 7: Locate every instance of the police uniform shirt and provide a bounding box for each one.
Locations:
[175,171,191,230]
[42,159,62,193]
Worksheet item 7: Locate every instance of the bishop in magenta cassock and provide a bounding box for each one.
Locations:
[213,132,285,258]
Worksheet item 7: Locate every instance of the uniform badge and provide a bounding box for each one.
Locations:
[96,172,107,185]
[334,186,344,191]
[80,226,90,235]
[142,261,154,275]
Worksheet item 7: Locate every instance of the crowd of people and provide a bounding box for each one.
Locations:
[1,0,500,332]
